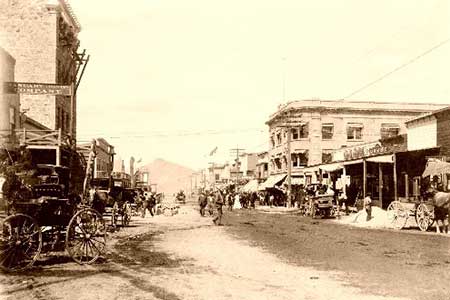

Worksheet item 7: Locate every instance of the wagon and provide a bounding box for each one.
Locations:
[310,194,334,218]
[0,165,106,272]
[386,200,434,231]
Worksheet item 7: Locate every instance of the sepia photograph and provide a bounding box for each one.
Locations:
[0,0,449,299]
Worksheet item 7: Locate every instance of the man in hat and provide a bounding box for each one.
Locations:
[213,189,224,225]
[198,190,208,216]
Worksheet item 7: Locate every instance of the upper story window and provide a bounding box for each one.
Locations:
[380,123,400,139]
[276,133,282,145]
[299,123,309,138]
[270,136,275,148]
[322,123,334,140]
[291,128,299,140]
[347,123,363,140]
[322,150,333,164]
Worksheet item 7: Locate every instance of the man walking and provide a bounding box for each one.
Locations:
[213,189,224,225]
[198,191,207,216]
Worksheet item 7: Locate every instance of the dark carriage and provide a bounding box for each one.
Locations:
[90,177,133,227]
[0,164,106,272]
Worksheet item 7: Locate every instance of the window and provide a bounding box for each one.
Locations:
[270,136,275,148]
[299,123,308,138]
[347,123,363,140]
[299,151,308,166]
[215,174,220,181]
[9,107,15,130]
[322,123,334,140]
[276,133,282,145]
[291,128,299,140]
[322,151,333,164]
[380,123,399,139]
[292,154,298,167]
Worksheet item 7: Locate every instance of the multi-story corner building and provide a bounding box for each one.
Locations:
[266,100,447,177]
[0,0,82,138]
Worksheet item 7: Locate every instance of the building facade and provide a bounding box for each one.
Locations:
[256,151,269,182]
[266,100,447,177]
[0,0,82,138]
[0,47,20,149]
[77,138,115,178]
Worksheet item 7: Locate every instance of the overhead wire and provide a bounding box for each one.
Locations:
[343,37,450,99]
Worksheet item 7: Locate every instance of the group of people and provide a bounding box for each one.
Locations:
[198,189,225,225]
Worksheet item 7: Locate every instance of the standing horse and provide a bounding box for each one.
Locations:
[427,189,450,234]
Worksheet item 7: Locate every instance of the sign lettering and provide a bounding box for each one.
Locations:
[4,82,72,96]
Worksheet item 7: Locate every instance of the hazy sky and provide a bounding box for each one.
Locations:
[71,0,449,170]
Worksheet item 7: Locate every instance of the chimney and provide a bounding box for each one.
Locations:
[130,156,135,187]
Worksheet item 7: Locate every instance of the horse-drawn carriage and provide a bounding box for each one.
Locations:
[0,164,106,271]
[89,177,133,227]
[386,159,450,231]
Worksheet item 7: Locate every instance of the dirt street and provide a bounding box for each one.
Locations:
[0,198,448,300]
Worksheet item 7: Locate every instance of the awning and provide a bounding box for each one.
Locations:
[241,179,259,193]
[366,154,394,163]
[422,160,450,178]
[343,159,363,166]
[299,166,319,174]
[319,162,343,172]
[260,174,287,189]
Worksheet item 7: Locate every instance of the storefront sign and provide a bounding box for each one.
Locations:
[4,82,72,96]
[333,139,406,162]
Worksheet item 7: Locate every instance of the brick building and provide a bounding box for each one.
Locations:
[78,138,115,179]
[0,0,82,138]
[266,100,447,179]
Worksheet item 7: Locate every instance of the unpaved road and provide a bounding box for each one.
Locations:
[0,198,437,300]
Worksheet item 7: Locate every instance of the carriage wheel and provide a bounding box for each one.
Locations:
[66,208,106,265]
[0,214,42,272]
[387,201,408,229]
[415,203,434,232]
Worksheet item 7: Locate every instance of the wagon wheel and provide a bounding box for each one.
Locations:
[387,201,408,229]
[415,203,434,232]
[66,208,106,265]
[0,214,42,272]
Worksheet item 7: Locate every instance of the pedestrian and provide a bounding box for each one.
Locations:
[213,190,224,225]
[269,194,274,207]
[227,193,234,211]
[207,192,215,216]
[198,191,207,216]
[363,193,372,221]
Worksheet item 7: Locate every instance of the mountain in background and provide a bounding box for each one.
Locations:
[138,159,195,194]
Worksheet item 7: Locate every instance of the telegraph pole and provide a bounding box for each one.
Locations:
[230,146,245,188]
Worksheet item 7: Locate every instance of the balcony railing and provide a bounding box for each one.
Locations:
[14,128,72,148]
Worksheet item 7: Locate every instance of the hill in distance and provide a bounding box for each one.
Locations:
[138,158,195,195]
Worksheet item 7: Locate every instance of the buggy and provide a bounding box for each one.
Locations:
[0,164,106,272]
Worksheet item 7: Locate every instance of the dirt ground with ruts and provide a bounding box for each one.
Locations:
[0,197,449,300]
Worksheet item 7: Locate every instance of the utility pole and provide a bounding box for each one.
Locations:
[286,127,292,208]
[208,162,216,190]
[230,146,245,189]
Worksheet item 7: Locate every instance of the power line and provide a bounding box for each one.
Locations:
[343,37,450,99]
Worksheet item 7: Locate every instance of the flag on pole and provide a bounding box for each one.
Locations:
[209,146,218,156]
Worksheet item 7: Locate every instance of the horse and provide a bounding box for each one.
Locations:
[426,188,450,234]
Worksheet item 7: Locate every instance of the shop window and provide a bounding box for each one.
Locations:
[322,151,333,164]
[300,123,309,138]
[347,123,363,140]
[380,123,400,139]
[322,123,334,140]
